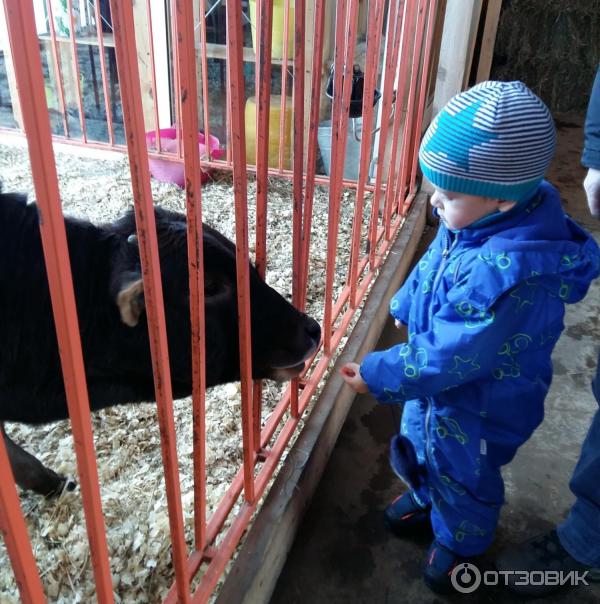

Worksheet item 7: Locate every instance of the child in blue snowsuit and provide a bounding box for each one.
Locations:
[341,81,600,594]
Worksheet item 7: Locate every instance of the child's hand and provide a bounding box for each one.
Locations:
[340,362,370,393]
[395,319,403,329]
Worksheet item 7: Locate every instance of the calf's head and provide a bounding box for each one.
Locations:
[110,208,321,387]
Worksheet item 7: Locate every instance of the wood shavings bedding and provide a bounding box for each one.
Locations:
[0,141,375,603]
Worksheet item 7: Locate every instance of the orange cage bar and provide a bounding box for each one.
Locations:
[0,0,444,601]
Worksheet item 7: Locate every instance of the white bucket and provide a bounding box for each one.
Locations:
[317,118,365,181]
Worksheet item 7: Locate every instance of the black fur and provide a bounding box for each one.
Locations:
[0,191,320,424]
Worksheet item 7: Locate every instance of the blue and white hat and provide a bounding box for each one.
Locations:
[419,81,556,201]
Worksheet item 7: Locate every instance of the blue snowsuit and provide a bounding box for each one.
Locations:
[360,181,600,556]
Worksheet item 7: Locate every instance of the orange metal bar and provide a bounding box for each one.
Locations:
[347,0,386,308]
[408,0,438,194]
[225,0,256,504]
[291,0,305,309]
[396,0,428,213]
[277,0,291,172]
[298,0,327,312]
[108,1,191,602]
[170,1,183,159]
[93,0,115,146]
[320,0,347,353]
[367,0,403,268]
[382,0,415,238]
[146,0,163,153]
[252,0,274,450]
[43,0,70,137]
[3,1,114,601]
[0,436,47,604]
[225,37,232,165]
[66,0,88,141]
[173,0,209,554]
[290,0,306,418]
[322,0,360,354]
[198,0,212,158]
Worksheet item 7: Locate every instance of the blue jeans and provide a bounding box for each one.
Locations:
[557,348,600,567]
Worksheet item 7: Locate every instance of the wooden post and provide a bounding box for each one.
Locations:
[475,0,502,83]
[421,0,447,131]
[432,0,482,114]
[132,0,157,132]
[461,0,483,89]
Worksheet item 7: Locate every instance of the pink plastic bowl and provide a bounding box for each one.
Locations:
[145,127,223,188]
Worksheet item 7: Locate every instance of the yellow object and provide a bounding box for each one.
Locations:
[245,96,292,170]
[248,0,295,61]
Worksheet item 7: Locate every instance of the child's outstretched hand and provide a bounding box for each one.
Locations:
[340,362,369,393]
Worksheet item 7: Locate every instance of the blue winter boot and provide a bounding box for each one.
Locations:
[383,491,431,537]
[423,540,467,594]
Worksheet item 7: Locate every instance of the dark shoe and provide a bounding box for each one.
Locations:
[495,529,593,596]
[383,491,431,537]
[423,540,466,594]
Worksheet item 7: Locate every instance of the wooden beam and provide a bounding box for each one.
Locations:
[216,192,429,604]
[132,0,156,133]
[432,0,483,114]
[475,0,502,83]
[462,0,483,89]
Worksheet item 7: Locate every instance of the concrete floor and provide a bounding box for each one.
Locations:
[270,115,600,603]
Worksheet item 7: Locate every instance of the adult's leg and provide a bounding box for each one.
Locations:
[557,349,600,566]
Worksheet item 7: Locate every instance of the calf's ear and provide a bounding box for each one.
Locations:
[117,278,145,326]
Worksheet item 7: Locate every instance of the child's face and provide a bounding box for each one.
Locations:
[430,188,516,230]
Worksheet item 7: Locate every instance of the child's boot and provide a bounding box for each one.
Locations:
[423,540,467,594]
[383,491,431,536]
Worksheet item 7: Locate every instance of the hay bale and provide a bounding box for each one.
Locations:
[491,0,600,112]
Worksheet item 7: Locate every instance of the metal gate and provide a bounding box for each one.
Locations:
[0,0,443,600]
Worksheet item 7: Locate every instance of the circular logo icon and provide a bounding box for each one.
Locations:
[450,562,481,594]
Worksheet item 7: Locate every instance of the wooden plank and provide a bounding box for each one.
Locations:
[432,0,482,114]
[357,0,369,38]
[149,0,170,129]
[38,32,115,47]
[426,0,447,106]
[216,192,429,604]
[57,41,79,124]
[475,0,502,83]
[132,0,156,133]
[461,0,483,89]
[198,41,294,65]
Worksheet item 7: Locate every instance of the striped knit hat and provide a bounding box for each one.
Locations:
[419,81,556,201]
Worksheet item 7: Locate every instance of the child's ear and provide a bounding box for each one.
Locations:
[497,199,517,213]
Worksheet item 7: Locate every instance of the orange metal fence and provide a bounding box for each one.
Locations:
[0,0,442,601]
